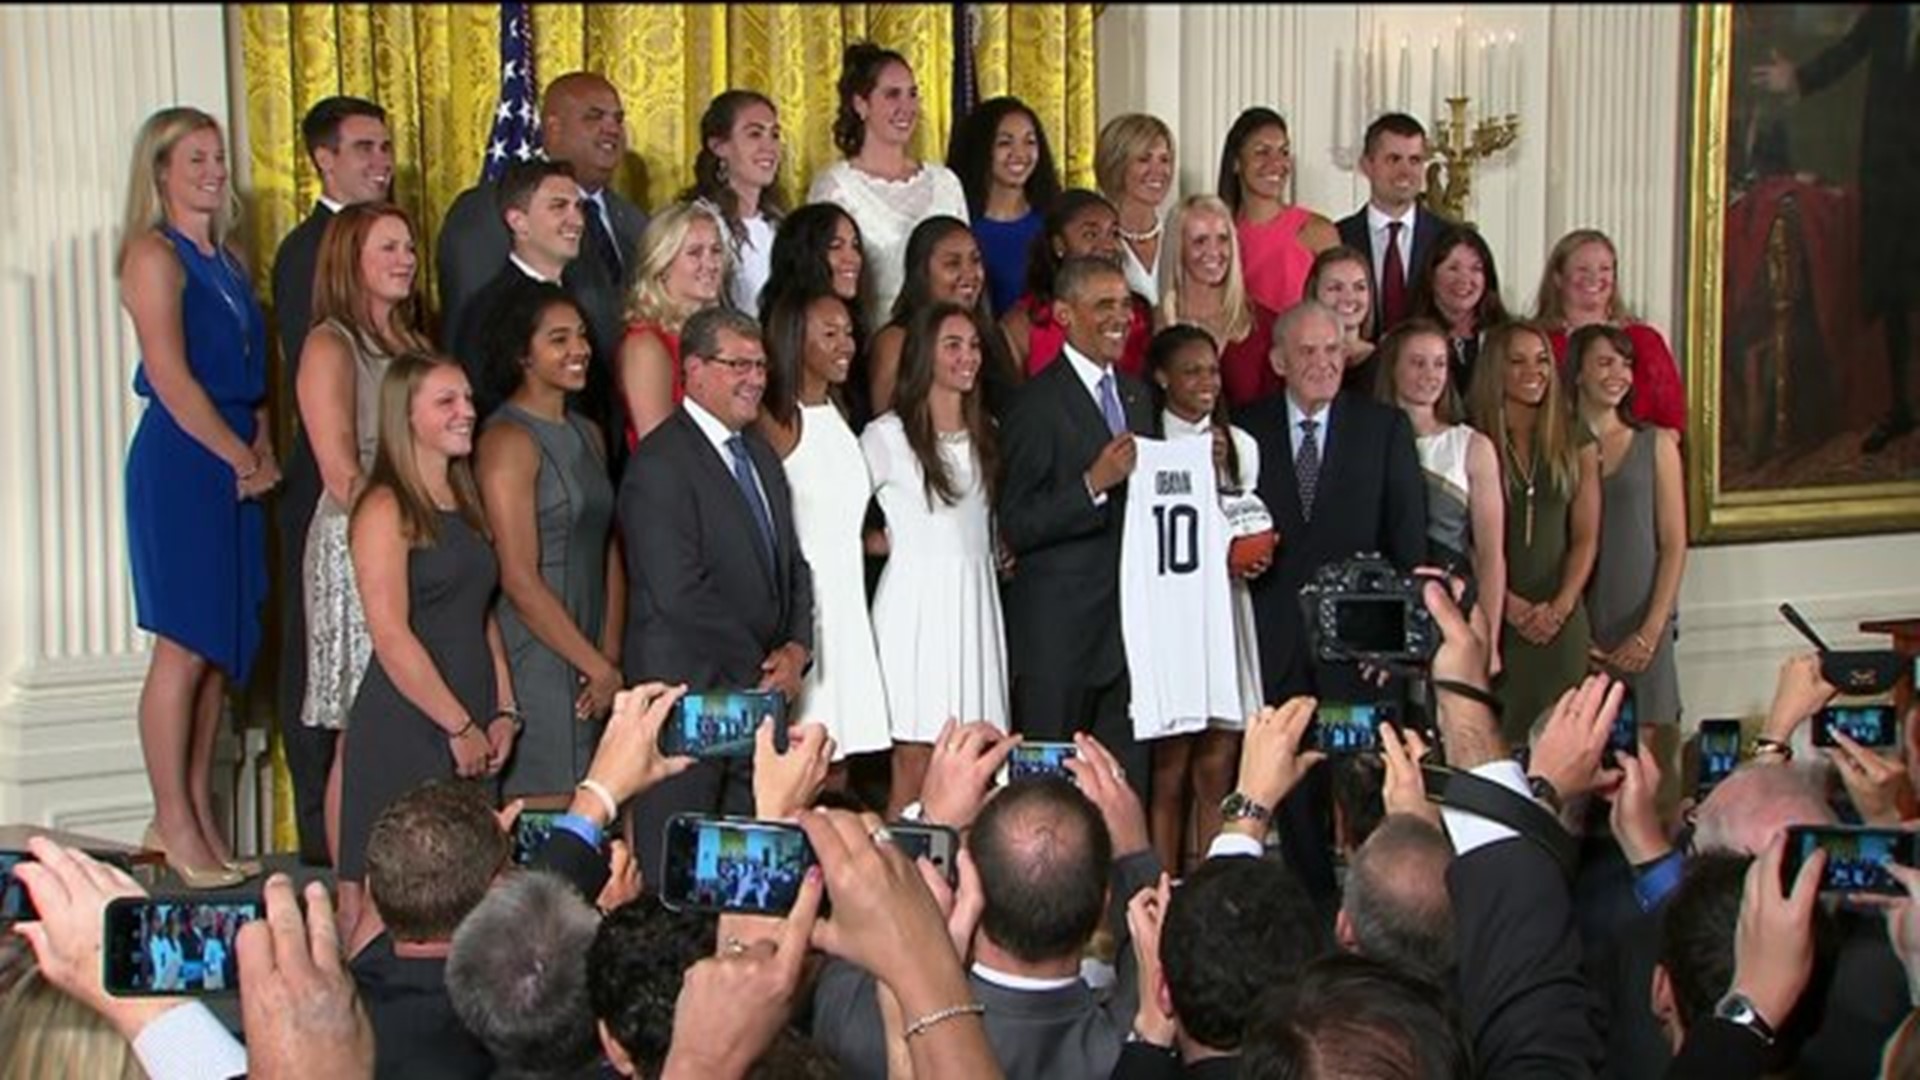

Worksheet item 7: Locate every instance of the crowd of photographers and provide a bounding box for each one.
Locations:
[5,576,1920,1079]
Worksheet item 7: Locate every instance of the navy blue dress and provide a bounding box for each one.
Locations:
[974,209,1043,317]
[126,227,269,682]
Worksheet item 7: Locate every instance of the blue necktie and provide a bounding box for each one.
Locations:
[1097,370,1126,435]
[726,434,777,565]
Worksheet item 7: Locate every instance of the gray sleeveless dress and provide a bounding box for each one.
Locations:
[488,405,615,796]
[1587,428,1681,726]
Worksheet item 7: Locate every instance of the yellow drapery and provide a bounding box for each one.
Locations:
[238,3,1097,853]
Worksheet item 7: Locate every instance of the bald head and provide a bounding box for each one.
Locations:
[1273,299,1344,411]
[541,72,626,189]
[1339,814,1454,982]
[968,778,1112,964]
[1692,763,1836,855]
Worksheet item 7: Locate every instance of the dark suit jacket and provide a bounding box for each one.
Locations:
[270,202,335,553]
[1109,1044,1240,1080]
[1335,205,1447,338]
[618,406,812,689]
[350,933,492,1080]
[449,261,547,417]
[810,850,1161,1080]
[1450,838,1603,1079]
[997,352,1154,701]
[1241,391,1426,700]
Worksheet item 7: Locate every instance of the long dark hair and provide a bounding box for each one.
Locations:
[1147,324,1243,489]
[890,216,985,324]
[895,301,999,507]
[481,282,583,419]
[1024,188,1117,306]
[682,89,786,247]
[761,288,851,429]
[1215,106,1289,215]
[761,203,871,335]
[946,96,1061,220]
[833,42,909,158]
[1408,226,1510,335]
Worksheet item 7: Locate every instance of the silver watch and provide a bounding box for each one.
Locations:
[1713,991,1776,1046]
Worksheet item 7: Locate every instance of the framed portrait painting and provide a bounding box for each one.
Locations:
[1685,4,1920,542]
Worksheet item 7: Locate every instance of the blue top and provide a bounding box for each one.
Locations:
[135,227,267,406]
[973,209,1044,317]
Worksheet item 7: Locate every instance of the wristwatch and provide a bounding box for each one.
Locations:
[1219,791,1271,824]
[1713,991,1777,1046]
[1526,774,1563,814]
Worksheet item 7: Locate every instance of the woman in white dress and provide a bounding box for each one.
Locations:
[757,288,891,772]
[808,42,969,332]
[1378,317,1507,671]
[1146,324,1265,872]
[1097,113,1176,305]
[862,301,1007,814]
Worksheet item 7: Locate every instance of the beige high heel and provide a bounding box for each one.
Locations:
[142,825,246,890]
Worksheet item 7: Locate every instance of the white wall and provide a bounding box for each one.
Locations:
[1097,4,1919,725]
[0,4,244,839]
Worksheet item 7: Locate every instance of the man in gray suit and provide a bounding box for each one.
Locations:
[438,71,644,466]
[812,739,1161,1080]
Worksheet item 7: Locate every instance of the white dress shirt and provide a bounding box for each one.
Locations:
[685,395,772,515]
[1285,394,1333,462]
[132,1002,248,1080]
[1064,343,1121,506]
[1365,203,1417,292]
[508,252,559,284]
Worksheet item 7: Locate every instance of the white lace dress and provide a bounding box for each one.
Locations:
[808,160,969,331]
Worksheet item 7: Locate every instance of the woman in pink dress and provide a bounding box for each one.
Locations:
[617,202,726,450]
[1217,107,1338,316]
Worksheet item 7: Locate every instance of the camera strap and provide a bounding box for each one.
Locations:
[1421,763,1579,878]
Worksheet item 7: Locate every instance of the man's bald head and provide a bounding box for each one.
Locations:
[541,72,626,189]
[967,778,1113,964]
[1692,763,1836,855]
[1338,814,1455,982]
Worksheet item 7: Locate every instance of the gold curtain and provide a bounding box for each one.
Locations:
[238,3,1098,853]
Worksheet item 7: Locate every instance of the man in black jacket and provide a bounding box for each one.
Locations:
[1334,112,1448,337]
[270,94,392,865]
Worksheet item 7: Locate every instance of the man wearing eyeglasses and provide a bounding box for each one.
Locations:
[616,305,815,883]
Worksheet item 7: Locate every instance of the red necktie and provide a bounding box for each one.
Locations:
[1382,221,1408,331]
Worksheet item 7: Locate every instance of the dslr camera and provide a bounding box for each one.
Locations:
[1299,554,1441,666]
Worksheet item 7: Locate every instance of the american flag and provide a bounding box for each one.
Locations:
[481,2,541,183]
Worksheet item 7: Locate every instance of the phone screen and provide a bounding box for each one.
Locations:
[660,816,816,916]
[1607,689,1639,761]
[1784,826,1917,896]
[1313,702,1392,754]
[1006,742,1078,783]
[1813,705,1897,748]
[1,851,34,921]
[1696,721,1742,794]
[512,810,564,866]
[886,823,959,887]
[660,691,786,759]
[103,897,263,996]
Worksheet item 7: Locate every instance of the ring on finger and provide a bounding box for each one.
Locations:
[869,824,894,846]
[723,935,748,957]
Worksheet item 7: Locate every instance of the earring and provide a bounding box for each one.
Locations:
[716,157,730,186]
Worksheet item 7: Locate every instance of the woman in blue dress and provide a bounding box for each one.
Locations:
[117,107,274,888]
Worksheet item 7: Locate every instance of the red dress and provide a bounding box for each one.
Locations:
[1238,206,1317,316]
[621,321,684,452]
[1218,303,1281,411]
[1548,323,1685,434]
[1013,293,1152,379]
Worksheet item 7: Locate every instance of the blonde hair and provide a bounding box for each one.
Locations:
[1532,228,1636,329]
[0,958,142,1079]
[1095,113,1175,206]
[357,352,488,547]
[116,106,239,275]
[1157,194,1253,346]
[624,201,728,331]
[1468,320,1581,498]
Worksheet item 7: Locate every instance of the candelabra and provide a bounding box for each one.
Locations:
[1422,96,1519,224]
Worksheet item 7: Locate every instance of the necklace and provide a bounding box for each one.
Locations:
[1118,219,1163,244]
[1507,435,1539,547]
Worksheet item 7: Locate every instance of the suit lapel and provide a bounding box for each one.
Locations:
[1119,373,1153,435]
[1050,358,1111,450]
[678,410,777,586]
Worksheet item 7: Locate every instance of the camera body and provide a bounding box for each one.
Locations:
[1299,554,1439,666]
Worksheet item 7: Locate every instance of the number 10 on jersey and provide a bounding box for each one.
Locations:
[1153,504,1199,575]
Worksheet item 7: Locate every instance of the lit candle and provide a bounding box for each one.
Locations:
[1430,36,1442,124]
[1507,30,1520,116]
[1334,48,1345,145]
[1399,36,1412,113]
[1481,33,1493,106]
[1489,33,1503,115]
[1454,13,1467,96]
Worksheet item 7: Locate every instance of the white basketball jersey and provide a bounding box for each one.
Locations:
[1121,435,1242,740]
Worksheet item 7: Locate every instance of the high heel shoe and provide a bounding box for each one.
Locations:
[142,825,246,890]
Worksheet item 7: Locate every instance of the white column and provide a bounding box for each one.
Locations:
[0,3,234,837]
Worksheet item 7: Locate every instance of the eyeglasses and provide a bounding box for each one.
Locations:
[704,355,768,375]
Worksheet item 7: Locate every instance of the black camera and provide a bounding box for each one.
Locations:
[1299,554,1440,666]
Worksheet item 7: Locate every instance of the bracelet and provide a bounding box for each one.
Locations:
[448,718,477,739]
[1631,632,1652,651]
[1431,678,1504,719]
[1752,737,1793,762]
[491,707,525,731]
[576,778,619,822]
[234,453,261,481]
[903,1002,986,1040]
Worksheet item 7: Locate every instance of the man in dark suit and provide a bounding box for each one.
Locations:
[998,256,1156,794]
[618,307,813,883]
[269,95,392,865]
[1241,300,1426,902]
[447,159,584,415]
[439,72,643,463]
[1335,112,1447,338]
[814,775,1161,1080]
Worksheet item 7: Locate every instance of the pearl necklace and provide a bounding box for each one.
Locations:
[1118,219,1163,244]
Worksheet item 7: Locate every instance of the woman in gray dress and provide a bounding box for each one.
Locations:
[1573,324,1686,797]
[476,285,621,796]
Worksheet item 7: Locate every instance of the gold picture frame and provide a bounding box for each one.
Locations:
[1685,5,1920,542]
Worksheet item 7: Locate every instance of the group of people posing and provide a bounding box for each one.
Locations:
[116,41,1690,917]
